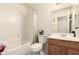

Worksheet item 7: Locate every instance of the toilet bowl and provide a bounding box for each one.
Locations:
[31,34,48,54]
[31,43,42,52]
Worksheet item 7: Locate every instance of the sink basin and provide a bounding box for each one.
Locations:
[48,33,73,38]
[47,33,79,42]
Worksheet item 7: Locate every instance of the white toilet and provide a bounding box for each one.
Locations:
[31,43,42,52]
[31,43,42,55]
[38,35,47,44]
[31,35,47,55]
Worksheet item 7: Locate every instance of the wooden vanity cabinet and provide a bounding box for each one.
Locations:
[48,44,63,55]
[48,38,79,55]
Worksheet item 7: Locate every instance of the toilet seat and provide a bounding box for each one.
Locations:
[31,43,42,52]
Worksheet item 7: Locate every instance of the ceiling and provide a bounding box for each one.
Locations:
[24,3,73,10]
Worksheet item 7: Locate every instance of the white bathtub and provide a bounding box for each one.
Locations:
[2,42,31,55]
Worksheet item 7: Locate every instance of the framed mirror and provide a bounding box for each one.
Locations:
[51,6,73,33]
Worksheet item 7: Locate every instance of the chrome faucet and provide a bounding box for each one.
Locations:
[72,31,76,37]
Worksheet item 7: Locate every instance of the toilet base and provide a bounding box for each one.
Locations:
[31,51,40,55]
[31,43,42,52]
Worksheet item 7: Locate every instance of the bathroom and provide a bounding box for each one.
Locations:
[0,3,79,55]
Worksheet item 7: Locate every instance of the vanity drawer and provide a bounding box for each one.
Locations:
[48,38,66,46]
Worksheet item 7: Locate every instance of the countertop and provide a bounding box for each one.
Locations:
[47,34,79,42]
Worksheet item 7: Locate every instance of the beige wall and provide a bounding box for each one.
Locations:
[27,3,72,35]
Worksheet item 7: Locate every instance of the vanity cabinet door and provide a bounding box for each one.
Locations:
[48,45,63,55]
[48,38,79,55]
[67,49,79,55]
[62,48,68,55]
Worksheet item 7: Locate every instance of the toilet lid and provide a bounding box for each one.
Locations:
[31,43,42,48]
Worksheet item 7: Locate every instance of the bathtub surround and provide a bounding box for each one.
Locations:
[21,4,39,44]
[21,5,34,45]
[0,4,36,53]
[0,4,23,51]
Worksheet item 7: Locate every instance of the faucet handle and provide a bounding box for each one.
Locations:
[72,31,75,33]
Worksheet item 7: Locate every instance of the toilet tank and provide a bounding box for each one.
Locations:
[38,35,48,44]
